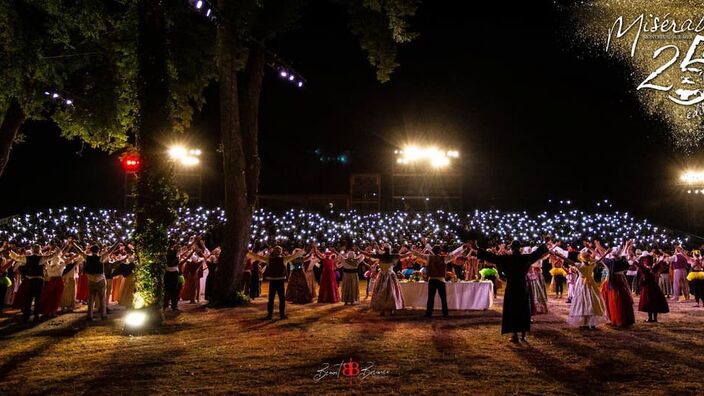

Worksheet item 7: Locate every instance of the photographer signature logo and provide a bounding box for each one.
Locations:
[313,358,390,383]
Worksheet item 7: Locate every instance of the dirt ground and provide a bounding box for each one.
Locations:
[1,283,703,396]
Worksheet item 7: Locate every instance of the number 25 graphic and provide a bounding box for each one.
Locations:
[637,34,704,106]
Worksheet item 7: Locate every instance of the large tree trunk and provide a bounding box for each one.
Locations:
[239,46,266,208]
[132,0,175,316]
[0,98,26,178]
[214,11,252,304]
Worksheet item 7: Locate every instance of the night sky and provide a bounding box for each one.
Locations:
[0,1,697,230]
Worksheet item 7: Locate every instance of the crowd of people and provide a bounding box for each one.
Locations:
[1,207,702,343]
[0,237,221,323]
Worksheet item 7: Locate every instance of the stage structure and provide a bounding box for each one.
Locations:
[350,173,381,211]
[680,170,704,233]
[391,145,462,210]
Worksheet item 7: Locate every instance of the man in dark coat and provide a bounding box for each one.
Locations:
[475,240,548,343]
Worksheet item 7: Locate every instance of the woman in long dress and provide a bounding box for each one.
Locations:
[527,262,549,315]
[368,250,405,316]
[600,248,635,328]
[204,247,220,302]
[286,257,312,304]
[567,251,607,329]
[337,251,364,305]
[317,252,339,303]
[118,259,136,308]
[303,250,319,300]
[60,253,80,311]
[634,247,669,322]
[75,262,89,303]
[180,253,202,303]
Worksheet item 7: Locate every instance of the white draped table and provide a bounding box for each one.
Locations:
[399,281,494,310]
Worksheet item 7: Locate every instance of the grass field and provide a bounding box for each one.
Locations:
[1,283,703,395]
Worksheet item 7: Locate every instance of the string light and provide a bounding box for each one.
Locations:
[188,0,217,23]
[44,90,74,107]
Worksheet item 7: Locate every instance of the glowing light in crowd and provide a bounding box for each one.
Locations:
[168,145,201,167]
[680,170,704,184]
[396,145,459,169]
[0,206,689,248]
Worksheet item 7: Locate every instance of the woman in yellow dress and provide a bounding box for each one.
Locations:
[567,251,608,329]
[548,256,567,299]
[687,251,704,307]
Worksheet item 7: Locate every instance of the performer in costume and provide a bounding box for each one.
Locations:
[479,262,499,298]
[116,254,137,308]
[250,259,262,298]
[39,243,70,317]
[247,246,304,320]
[668,247,690,302]
[686,251,704,307]
[563,250,607,329]
[655,253,672,298]
[164,243,182,311]
[633,243,669,322]
[76,256,89,303]
[412,244,465,318]
[9,244,62,322]
[464,253,479,280]
[527,260,549,315]
[316,249,340,304]
[625,259,638,293]
[475,241,549,343]
[548,256,567,299]
[60,252,81,312]
[285,256,312,304]
[336,250,365,305]
[180,252,204,304]
[367,246,406,316]
[303,248,319,300]
[600,246,635,328]
[72,241,118,320]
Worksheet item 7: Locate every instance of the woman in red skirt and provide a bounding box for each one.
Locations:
[76,259,89,303]
[633,245,669,323]
[600,249,635,328]
[317,250,339,304]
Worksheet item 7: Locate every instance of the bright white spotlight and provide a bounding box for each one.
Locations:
[297,81,303,88]
[52,93,59,99]
[288,75,295,81]
[195,1,203,9]
[431,156,450,168]
[681,170,704,184]
[65,99,73,105]
[206,8,211,17]
[280,70,288,77]
[396,144,458,169]
[180,156,200,166]
[168,145,187,159]
[124,311,147,328]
